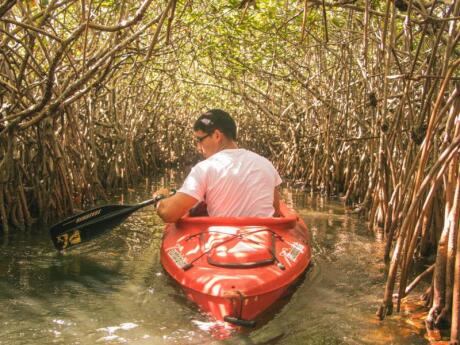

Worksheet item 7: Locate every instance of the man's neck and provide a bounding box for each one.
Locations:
[218,140,238,152]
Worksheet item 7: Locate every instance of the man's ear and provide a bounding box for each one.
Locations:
[214,129,223,141]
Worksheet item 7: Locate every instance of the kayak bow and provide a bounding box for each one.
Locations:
[160,201,311,330]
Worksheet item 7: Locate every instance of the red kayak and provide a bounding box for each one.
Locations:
[160,202,311,332]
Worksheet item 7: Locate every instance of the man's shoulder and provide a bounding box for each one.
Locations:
[192,154,224,172]
[193,158,213,170]
[242,149,271,163]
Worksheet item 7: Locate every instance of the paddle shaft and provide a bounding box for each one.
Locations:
[61,198,157,228]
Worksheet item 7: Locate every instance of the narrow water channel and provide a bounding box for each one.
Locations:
[0,187,428,345]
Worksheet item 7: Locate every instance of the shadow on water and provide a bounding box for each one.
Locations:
[0,188,429,345]
[1,254,124,294]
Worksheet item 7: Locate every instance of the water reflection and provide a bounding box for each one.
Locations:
[0,189,428,345]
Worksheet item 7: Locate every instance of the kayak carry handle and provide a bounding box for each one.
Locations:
[224,316,256,328]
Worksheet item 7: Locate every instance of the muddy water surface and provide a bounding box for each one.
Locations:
[0,188,428,345]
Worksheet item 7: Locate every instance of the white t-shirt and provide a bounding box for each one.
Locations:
[178,149,282,217]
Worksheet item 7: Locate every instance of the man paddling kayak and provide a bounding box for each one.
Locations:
[153,109,282,222]
[152,110,311,332]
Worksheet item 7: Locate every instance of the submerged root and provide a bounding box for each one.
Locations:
[426,306,451,330]
[377,302,393,320]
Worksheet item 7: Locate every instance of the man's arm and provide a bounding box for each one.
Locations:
[154,190,198,223]
[273,187,281,217]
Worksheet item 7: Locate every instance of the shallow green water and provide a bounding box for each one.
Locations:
[0,188,428,345]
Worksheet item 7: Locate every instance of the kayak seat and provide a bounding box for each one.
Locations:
[203,227,276,269]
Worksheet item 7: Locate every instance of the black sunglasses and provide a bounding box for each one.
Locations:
[195,132,212,143]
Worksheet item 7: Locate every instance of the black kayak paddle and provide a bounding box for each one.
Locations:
[49,196,165,251]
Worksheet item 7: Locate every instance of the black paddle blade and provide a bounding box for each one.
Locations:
[49,204,144,251]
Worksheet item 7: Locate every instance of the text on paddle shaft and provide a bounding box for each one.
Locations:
[75,209,102,224]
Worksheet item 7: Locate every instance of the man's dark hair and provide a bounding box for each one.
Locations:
[193,109,237,140]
